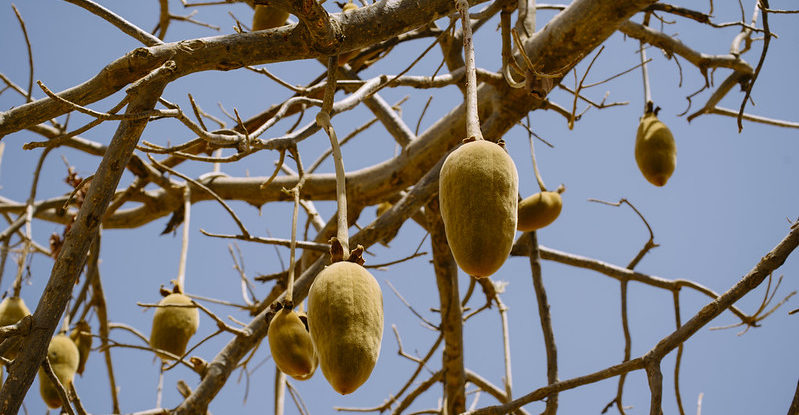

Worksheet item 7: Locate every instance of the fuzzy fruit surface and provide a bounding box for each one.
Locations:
[149,293,199,360]
[439,140,519,277]
[635,112,676,187]
[38,334,80,409]
[518,191,562,231]
[308,261,384,395]
[268,309,317,380]
[0,296,30,359]
[0,296,30,326]
[252,5,289,31]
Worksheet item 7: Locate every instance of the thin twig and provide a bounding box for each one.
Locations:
[10,4,34,102]
[673,290,686,415]
[385,280,438,330]
[529,231,558,414]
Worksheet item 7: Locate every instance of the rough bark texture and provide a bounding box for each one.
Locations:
[0,63,174,413]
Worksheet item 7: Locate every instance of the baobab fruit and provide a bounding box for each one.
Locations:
[268,308,317,380]
[0,296,30,327]
[69,320,92,375]
[252,5,289,31]
[149,293,199,360]
[439,140,519,277]
[518,191,562,231]
[0,296,31,359]
[38,334,80,409]
[307,261,383,394]
[635,111,676,187]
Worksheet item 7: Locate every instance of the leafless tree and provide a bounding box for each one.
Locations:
[0,0,797,414]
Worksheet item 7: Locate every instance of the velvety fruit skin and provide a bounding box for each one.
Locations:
[70,320,92,375]
[439,140,519,277]
[0,296,31,359]
[268,309,317,380]
[308,262,384,395]
[149,293,199,360]
[252,5,289,31]
[38,334,80,409]
[635,112,676,187]
[517,191,562,231]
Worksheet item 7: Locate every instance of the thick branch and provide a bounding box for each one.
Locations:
[0,63,174,414]
[425,199,465,415]
[174,156,444,414]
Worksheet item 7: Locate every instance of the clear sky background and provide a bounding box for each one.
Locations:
[0,1,798,414]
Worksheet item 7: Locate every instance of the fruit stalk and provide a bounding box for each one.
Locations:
[316,55,350,257]
[527,129,547,192]
[455,0,483,141]
[639,12,652,111]
[286,184,301,305]
[177,186,191,293]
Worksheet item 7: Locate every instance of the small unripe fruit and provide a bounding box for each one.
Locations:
[268,308,317,380]
[38,334,80,409]
[149,293,199,360]
[439,140,519,277]
[252,5,289,31]
[0,296,31,360]
[0,296,30,327]
[69,320,92,376]
[308,261,383,394]
[635,112,676,187]
[517,191,562,231]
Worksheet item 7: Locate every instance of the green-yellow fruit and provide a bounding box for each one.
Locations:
[69,320,92,376]
[0,296,31,360]
[149,293,199,360]
[252,5,289,31]
[308,261,383,395]
[635,112,676,187]
[38,334,79,409]
[517,191,562,231]
[268,309,317,380]
[439,140,519,277]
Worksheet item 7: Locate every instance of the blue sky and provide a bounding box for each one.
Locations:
[0,1,798,414]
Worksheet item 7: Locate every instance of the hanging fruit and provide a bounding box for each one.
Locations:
[439,140,518,277]
[307,261,383,394]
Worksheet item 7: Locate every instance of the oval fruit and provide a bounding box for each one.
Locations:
[517,191,562,231]
[252,5,289,31]
[149,293,199,360]
[38,334,80,409]
[635,112,676,187]
[307,261,383,395]
[268,308,317,380]
[69,320,92,376]
[0,296,31,360]
[439,140,519,277]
